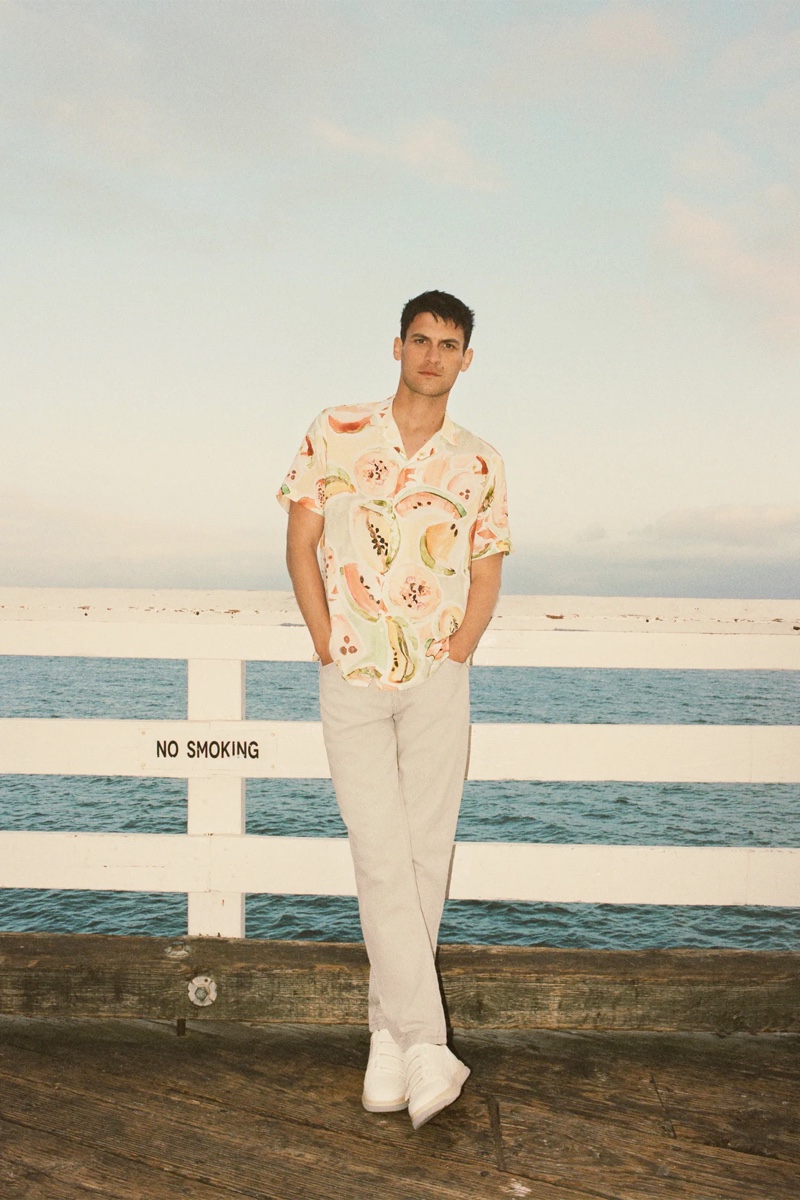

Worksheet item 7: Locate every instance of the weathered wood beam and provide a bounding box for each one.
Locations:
[0,934,797,1033]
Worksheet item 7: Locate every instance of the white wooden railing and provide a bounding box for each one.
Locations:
[1,587,799,939]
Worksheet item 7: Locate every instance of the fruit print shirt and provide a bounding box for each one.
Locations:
[278,399,512,690]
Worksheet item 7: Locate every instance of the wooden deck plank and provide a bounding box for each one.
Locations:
[668,1110,800,1165]
[497,1096,800,1200]
[1,1017,798,1200]
[0,1020,591,1200]
[0,1021,615,1200]
[466,1028,800,1198]
[0,1017,680,1165]
[0,1029,500,1178]
[654,1075,800,1161]
[466,1027,800,1170]
[1,1076,536,1200]
[0,1122,251,1200]
[0,1153,104,1200]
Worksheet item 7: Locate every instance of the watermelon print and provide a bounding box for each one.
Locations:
[277,399,511,690]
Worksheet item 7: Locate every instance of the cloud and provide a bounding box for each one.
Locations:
[44,93,197,176]
[5,488,798,600]
[577,523,608,543]
[488,0,684,104]
[674,132,752,184]
[507,504,800,600]
[747,78,800,160]
[0,151,220,246]
[0,4,197,174]
[581,1,679,63]
[0,0,367,174]
[314,118,501,193]
[503,501,800,600]
[0,491,281,589]
[709,26,800,92]
[662,189,800,343]
[706,23,800,165]
[505,544,800,601]
[633,505,800,549]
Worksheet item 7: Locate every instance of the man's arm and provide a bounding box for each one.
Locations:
[446,552,504,664]
[286,502,333,665]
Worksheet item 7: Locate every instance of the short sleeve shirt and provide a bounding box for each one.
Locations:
[277,399,512,689]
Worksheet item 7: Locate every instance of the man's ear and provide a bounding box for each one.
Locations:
[393,336,403,362]
[460,347,474,372]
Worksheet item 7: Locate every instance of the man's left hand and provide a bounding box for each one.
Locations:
[447,636,471,664]
[446,552,504,665]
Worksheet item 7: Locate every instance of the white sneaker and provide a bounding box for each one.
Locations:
[404,1042,470,1130]
[362,1029,407,1113]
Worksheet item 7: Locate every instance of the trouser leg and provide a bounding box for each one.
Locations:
[319,660,470,1053]
[394,659,471,951]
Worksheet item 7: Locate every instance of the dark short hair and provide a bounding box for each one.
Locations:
[400,290,475,349]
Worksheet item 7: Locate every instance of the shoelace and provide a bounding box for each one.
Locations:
[372,1044,403,1073]
[406,1046,448,1093]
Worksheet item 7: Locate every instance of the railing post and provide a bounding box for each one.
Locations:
[186,658,246,937]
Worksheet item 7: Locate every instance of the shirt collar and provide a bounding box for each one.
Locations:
[439,412,460,446]
[378,398,460,451]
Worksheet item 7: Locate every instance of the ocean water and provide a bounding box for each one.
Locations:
[1,655,799,950]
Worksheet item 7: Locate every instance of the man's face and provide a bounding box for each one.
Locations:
[393,312,473,400]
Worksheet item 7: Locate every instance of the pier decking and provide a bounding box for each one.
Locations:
[1,1016,798,1200]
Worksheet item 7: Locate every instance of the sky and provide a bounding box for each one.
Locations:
[2,0,799,599]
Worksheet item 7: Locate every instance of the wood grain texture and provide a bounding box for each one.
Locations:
[497,1097,800,1199]
[0,1016,797,1200]
[0,1024,580,1200]
[0,1123,242,1200]
[0,934,798,1033]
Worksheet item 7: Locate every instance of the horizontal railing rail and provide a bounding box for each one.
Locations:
[1,587,799,938]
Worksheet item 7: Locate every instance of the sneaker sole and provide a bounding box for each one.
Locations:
[409,1064,470,1130]
[362,1093,408,1113]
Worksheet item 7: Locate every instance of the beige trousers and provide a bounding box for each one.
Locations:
[319,657,470,1053]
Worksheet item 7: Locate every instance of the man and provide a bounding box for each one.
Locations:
[277,290,511,1129]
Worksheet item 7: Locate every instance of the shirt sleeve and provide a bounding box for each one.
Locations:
[276,414,327,515]
[470,452,513,560]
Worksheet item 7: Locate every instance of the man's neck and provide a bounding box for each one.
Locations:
[391,390,449,458]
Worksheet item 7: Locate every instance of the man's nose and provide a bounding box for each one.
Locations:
[425,343,442,363]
